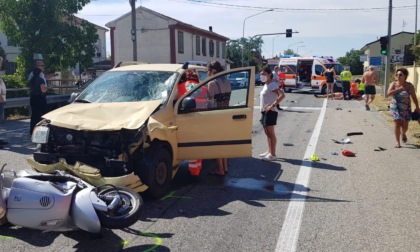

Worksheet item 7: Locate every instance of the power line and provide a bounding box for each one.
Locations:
[170,0,415,12]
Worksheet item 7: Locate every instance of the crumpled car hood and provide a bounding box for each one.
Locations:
[43,101,162,131]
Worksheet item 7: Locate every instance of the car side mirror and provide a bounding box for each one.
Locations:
[180,96,197,113]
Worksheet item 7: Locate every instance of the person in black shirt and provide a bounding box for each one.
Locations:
[28,67,48,135]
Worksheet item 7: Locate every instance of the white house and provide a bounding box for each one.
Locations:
[0,16,108,74]
[105,6,229,67]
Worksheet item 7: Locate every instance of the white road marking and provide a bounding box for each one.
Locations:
[275,98,327,252]
[254,106,322,111]
[0,127,29,135]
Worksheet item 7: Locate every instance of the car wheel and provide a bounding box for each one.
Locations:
[137,145,172,199]
[321,85,327,95]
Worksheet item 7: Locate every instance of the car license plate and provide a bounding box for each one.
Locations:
[32,126,50,144]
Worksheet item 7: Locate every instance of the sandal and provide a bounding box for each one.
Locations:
[395,145,401,148]
[402,135,407,143]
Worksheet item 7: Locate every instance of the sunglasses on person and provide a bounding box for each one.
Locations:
[396,73,404,77]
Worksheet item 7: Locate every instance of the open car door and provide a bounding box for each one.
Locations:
[174,67,255,160]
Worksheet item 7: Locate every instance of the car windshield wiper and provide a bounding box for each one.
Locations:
[74,99,91,103]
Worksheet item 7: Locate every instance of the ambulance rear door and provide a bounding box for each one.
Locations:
[311,59,327,88]
[279,58,298,87]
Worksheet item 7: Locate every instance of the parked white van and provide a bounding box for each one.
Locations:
[278,56,344,94]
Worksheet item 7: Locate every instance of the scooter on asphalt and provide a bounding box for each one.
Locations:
[0,163,143,234]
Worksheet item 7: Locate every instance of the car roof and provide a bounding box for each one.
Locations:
[109,63,207,72]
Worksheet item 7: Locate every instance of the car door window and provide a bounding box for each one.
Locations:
[178,69,251,113]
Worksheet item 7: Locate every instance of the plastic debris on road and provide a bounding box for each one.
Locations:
[347,132,363,136]
[332,138,351,144]
[342,150,356,157]
[311,154,319,161]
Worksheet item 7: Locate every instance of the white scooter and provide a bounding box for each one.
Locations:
[0,163,142,234]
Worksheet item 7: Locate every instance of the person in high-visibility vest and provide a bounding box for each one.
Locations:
[340,67,352,100]
[178,70,203,176]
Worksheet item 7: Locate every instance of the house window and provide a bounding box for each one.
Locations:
[7,39,16,47]
[216,41,220,58]
[178,31,184,54]
[196,36,201,55]
[202,38,207,56]
[209,40,214,57]
[222,42,226,59]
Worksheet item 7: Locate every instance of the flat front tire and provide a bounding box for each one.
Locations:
[137,147,172,199]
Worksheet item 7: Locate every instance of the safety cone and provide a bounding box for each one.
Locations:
[188,159,202,176]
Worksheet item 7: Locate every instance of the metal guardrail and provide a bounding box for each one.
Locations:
[4,94,71,109]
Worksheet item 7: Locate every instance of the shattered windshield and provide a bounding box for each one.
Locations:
[76,70,178,103]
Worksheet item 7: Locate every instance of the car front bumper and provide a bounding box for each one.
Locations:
[26,158,148,192]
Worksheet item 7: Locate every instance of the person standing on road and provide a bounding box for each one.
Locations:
[0,56,8,148]
[361,65,378,111]
[387,68,420,148]
[207,60,231,176]
[28,68,48,135]
[324,65,336,100]
[340,67,352,100]
[0,56,6,124]
[259,67,285,161]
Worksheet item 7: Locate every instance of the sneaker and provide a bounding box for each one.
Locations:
[365,104,370,111]
[259,151,269,157]
[262,153,278,161]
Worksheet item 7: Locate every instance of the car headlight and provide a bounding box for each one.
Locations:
[32,126,50,144]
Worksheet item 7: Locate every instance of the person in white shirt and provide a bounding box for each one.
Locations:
[259,67,285,161]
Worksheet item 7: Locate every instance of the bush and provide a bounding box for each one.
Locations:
[2,73,29,98]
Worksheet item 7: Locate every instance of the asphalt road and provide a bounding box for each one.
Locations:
[1,88,420,252]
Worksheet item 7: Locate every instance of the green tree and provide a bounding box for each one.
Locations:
[226,37,264,68]
[0,0,97,79]
[337,49,364,75]
[283,49,295,56]
[410,31,420,62]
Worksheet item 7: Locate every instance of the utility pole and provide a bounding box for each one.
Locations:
[129,0,137,61]
[414,0,418,92]
[384,0,392,97]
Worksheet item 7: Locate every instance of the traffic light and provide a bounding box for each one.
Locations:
[286,29,292,38]
[379,36,388,55]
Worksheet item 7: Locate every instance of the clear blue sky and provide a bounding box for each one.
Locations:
[77,0,418,59]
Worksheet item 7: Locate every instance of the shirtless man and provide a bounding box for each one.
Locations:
[361,65,378,111]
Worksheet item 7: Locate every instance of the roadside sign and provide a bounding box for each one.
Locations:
[369,56,382,66]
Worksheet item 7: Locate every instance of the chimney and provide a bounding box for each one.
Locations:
[209,26,213,32]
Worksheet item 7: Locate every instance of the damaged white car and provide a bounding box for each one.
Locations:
[28,63,255,199]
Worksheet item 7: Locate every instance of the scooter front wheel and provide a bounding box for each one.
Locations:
[96,186,143,229]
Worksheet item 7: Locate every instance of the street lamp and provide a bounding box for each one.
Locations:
[296,45,305,54]
[247,32,288,66]
[272,35,281,58]
[287,41,303,50]
[241,9,274,66]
